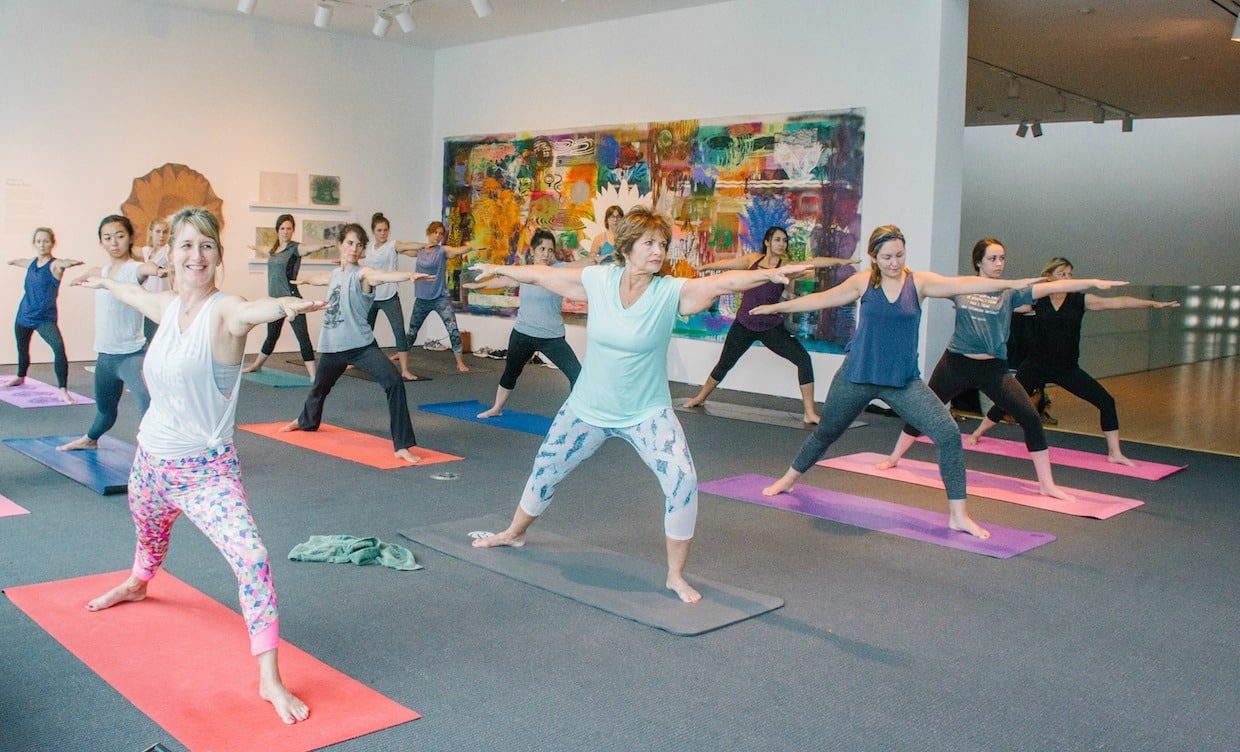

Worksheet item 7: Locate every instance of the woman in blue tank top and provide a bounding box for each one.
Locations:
[5,227,82,403]
[753,225,1039,540]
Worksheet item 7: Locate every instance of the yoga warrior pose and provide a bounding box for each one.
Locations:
[81,206,323,724]
[242,214,332,380]
[757,225,1039,539]
[399,221,478,373]
[875,238,1129,501]
[281,222,431,465]
[682,225,858,424]
[471,229,583,418]
[471,207,812,602]
[587,205,624,264]
[970,256,1179,466]
[364,212,418,381]
[138,218,171,340]
[6,227,82,403]
[59,215,163,452]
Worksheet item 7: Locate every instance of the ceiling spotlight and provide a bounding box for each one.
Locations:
[314,1,333,29]
[1093,106,1106,124]
[394,4,416,33]
[1122,115,1134,133]
[373,10,391,37]
[1015,122,1028,138]
[237,0,257,14]
[1006,75,1020,99]
[470,0,493,18]
[1031,121,1043,137]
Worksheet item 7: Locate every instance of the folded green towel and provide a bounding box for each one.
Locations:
[288,534,422,571]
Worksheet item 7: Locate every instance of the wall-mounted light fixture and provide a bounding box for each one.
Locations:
[470,0,493,18]
[372,9,391,36]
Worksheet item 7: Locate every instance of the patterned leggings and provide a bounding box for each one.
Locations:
[519,404,698,540]
[128,444,279,656]
[406,295,463,353]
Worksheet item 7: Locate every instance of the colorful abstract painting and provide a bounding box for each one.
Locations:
[443,110,865,352]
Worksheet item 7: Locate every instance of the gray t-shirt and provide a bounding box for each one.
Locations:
[266,242,301,298]
[947,287,1034,359]
[318,265,376,353]
[513,263,567,339]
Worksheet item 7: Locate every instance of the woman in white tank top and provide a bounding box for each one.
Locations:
[74,207,326,725]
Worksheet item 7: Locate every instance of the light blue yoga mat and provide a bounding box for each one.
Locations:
[242,369,311,388]
[2,435,135,495]
[419,400,552,436]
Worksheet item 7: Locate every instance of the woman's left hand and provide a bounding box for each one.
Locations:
[283,299,328,320]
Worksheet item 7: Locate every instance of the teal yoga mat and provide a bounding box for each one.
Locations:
[400,514,782,636]
[241,369,311,388]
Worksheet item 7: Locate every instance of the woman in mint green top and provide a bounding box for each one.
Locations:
[469,207,811,604]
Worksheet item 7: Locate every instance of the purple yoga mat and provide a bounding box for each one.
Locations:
[818,452,1144,519]
[0,377,93,408]
[915,434,1185,481]
[699,474,1054,559]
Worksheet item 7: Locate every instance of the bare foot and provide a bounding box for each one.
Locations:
[456,363,471,373]
[277,420,301,433]
[762,475,796,497]
[948,512,990,539]
[242,363,261,373]
[4,376,24,387]
[58,388,76,404]
[260,675,310,725]
[875,456,898,470]
[682,396,705,409]
[667,574,702,604]
[57,435,97,451]
[802,412,820,425]
[472,529,525,549]
[401,371,419,381]
[86,576,147,611]
[476,406,502,418]
[1107,453,1136,468]
[1041,484,1077,502]
[395,448,422,465]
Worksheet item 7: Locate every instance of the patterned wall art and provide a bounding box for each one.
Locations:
[122,163,224,241]
[443,110,865,352]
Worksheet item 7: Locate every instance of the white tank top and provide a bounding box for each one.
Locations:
[138,294,241,458]
[95,260,147,354]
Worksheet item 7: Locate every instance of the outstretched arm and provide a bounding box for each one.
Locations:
[297,243,333,257]
[679,263,814,316]
[7,257,33,268]
[73,275,175,322]
[694,253,763,273]
[358,267,432,291]
[471,263,587,301]
[1085,293,1180,311]
[1031,278,1128,299]
[292,271,333,287]
[749,273,869,316]
[445,244,482,259]
[220,295,329,338]
[51,258,85,278]
[913,271,1038,300]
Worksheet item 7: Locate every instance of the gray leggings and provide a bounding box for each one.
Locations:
[792,359,967,500]
[88,348,150,441]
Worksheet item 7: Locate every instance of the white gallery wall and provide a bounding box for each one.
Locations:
[0,0,435,366]
[434,0,971,401]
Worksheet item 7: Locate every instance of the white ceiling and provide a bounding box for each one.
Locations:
[137,0,1240,127]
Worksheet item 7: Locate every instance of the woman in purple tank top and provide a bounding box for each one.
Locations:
[753,225,1039,540]
[683,226,856,423]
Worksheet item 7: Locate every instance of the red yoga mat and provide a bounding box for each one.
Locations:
[239,422,462,469]
[4,570,419,752]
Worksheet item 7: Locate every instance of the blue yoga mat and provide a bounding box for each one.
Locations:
[419,400,552,436]
[699,474,1055,559]
[2,435,135,495]
[241,369,311,388]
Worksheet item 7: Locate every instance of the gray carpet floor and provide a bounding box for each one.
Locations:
[1,353,1236,752]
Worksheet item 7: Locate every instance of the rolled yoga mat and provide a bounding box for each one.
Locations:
[0,376,94,407]
[914,434,1186,481]
[699,474,1054,558]
[817,452,1144,519]
[400,514,783,636]
[419,400,553,436]
[2,435,134,495]
[4,570,420,752]
[239,422,462,470]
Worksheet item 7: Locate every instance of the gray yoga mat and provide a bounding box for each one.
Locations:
[399,514,783,636]
[676,399,864,431]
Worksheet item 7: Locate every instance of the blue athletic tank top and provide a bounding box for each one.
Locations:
[844,273,921,387]
[16,259,59,327]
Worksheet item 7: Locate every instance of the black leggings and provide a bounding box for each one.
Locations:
[367,295,408,351]
[709,321,813,385]
[14,321,69,388]
[296,343,416,451]
[903,351,1047,452]
[259,313,315,361]
[986,359,1118,433]
[498,329,581,391]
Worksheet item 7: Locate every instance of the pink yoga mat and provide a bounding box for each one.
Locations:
[0,495,30,518]
[699,474,1054,558]
[0,376,94,408]
[818,452,1144,519]
[915,434,1185,481]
